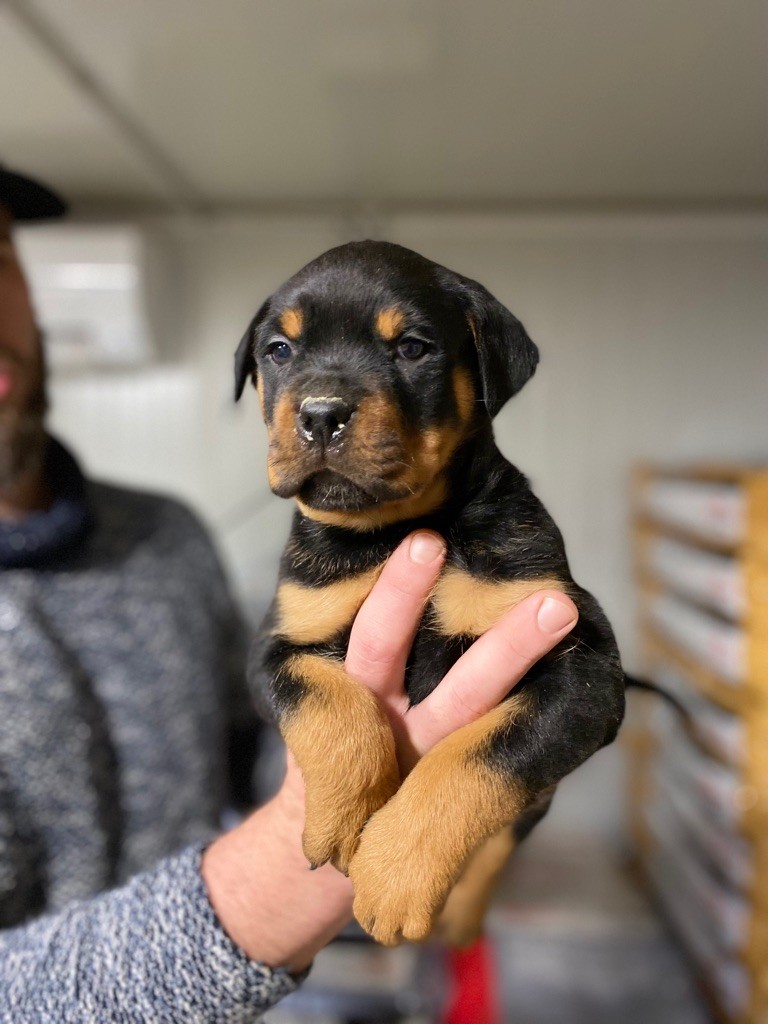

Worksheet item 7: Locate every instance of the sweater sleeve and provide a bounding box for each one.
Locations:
[0,844,303,1024]
[183,509,263,812]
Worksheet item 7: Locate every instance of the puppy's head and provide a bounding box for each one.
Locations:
[235,241,537,527]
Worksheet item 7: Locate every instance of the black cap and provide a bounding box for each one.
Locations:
[0,163,67,221]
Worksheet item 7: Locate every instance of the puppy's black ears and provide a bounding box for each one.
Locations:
[234,300,271,401]
[444,271,539,417]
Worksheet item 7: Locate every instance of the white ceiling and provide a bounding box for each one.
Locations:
[2,0,767,212]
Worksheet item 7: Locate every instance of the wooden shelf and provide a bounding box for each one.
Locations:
[630,463,768,1024]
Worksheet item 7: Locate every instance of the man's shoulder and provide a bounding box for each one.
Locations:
[85,480,217,560]
[88,479,198,523]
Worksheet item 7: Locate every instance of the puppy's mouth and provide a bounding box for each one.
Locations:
[295,467,416,512]
[268,416,418,510]
[297,470,373,511]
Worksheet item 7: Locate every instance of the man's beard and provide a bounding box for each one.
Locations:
[0,340,48,491]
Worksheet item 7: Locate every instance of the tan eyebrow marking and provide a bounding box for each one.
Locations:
[375,307,406,341]
[279,308,303,340]
[452,368,476,425]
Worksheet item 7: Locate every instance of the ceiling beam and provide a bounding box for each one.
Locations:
[4,0,209,214]
[68,194,768,223]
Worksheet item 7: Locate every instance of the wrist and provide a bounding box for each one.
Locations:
[202,780,354,973]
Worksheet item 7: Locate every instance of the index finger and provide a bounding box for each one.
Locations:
[345,531,446,696]
[407,590,578,757]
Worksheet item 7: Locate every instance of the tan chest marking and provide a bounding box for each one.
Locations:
[275,564,385,644]
[432,567,567,637]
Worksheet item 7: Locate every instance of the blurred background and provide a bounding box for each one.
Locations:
[2,1,767,1020]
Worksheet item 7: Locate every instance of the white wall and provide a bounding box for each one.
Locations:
[47,210,768,840]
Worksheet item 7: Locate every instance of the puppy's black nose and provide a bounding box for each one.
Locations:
[298,397,354,446]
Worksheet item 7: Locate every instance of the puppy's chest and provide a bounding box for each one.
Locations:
[274,555,561,657]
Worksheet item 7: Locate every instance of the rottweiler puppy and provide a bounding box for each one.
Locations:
[234,240,625,947]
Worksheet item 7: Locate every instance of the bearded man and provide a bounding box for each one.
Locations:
[0,186,52,527]
[0,164,300,1019]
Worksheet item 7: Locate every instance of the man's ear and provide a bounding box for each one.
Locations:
[234,300,271,401]
[444,271,539,417]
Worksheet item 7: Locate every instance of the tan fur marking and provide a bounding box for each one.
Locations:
[354,393,406,457]
[407,424,460,483]
[286,381,474,530]
[437,826,516,948]
[279,307,303,340]
[275,565,384,643]
[267,392,302,490]
[398,379,476,498]
[375,306,405,341]
[466,312,479,347]
[433,569,567,637]
[296,474,448,531]
[282,654,400,872]
[452,367,476,425]
[349,696,529,945]
[256,376,266,419]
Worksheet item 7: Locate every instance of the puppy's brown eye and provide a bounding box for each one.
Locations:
[267,341,293,365]
[397,338,427,361]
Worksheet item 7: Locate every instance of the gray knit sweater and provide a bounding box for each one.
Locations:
[0,454,300,1021]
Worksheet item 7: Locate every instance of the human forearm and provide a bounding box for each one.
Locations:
[202,763,354,973]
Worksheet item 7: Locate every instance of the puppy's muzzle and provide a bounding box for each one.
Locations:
[298,396,354,447]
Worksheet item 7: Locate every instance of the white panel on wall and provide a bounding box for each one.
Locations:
[40,215,343,612]
[48,365,206,509]
[16,224,153,368]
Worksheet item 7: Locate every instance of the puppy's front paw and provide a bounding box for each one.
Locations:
[302,773,399,874]
[347,732,517,944]
[348,798,444,945]
[282,654,401,872]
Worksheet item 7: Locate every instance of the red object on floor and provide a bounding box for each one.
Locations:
[442,937,502,1024]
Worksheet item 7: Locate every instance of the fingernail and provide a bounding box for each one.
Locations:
[537,596,577,634]
[409,531,446,564]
